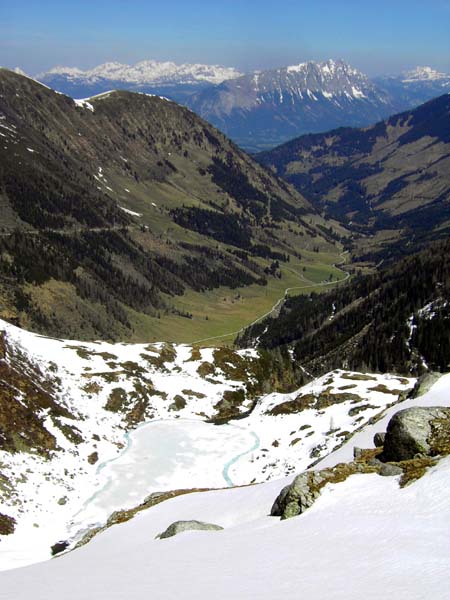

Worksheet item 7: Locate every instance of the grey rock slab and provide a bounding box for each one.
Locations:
[379,463,403,477]
[156,520,223,540]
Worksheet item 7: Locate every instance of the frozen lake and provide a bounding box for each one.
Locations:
[69,419,259,537]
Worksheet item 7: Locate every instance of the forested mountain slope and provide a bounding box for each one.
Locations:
[0,69,336,341]
[238,238,450,377]
[258,94,450,261]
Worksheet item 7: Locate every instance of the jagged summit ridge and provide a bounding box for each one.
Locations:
[187,58,395,150]
[278,58,373,98]
[220,58,379,101]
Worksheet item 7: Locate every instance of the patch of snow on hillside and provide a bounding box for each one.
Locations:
[118,206,142,217]
[0,317,417,572]
[74,98,94,112]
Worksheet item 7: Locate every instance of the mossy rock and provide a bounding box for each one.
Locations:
[341,373,377,381]
[182,389,206,399]
[197,361,215,378]
[87,451,99,465]
[211,388,247,422]
[268,391,361,416]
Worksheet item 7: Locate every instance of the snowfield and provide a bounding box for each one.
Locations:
[0,318,449,598]
[1,373,449,598]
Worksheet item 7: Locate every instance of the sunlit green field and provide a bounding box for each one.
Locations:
[127,248,348,345]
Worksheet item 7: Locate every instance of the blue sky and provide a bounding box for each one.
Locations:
[2,0,450,75]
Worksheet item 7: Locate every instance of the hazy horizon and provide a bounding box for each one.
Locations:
[2,0,450,77]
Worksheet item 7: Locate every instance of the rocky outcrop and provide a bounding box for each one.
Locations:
[271,459,378,520]
[51,540,69,556]
[380,407,450,462]
[272,406,450,520]
[156,520,223,539]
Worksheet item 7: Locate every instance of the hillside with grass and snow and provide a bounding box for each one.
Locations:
[0,312,448,598]
[0,316,420,572]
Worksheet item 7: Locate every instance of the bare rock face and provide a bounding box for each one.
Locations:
[156,520,223,540]
[381,407,450,462]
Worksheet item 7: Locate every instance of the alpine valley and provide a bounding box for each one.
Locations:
[0,68,344,344]
[0,66,449,600]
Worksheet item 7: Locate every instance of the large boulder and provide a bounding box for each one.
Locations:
[156,520,223,540]
[271,462,374,520]
[381,407,450,462]
[271,472,321,520]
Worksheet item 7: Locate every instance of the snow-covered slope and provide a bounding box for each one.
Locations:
[1,366,449,598]
[0,318,415,570]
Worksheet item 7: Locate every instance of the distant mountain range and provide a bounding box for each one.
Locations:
[374,66,450,107]
[34,59,450,151]
[35,60,242,102]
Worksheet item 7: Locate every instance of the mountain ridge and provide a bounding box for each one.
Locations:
[37,59,242,86]
[34,60,242,103]
[186,58,400,151]
[0,68,337,342]
[33,59,450,151]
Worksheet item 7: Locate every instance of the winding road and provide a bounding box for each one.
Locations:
[191,250,350,345]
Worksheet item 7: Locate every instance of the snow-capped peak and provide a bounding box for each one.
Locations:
[37,60,242,86]
[285,58,359,77]
[402,66,449,82]
[44,66,85,77]
[286,62,308,73]
[239,59,375,101]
